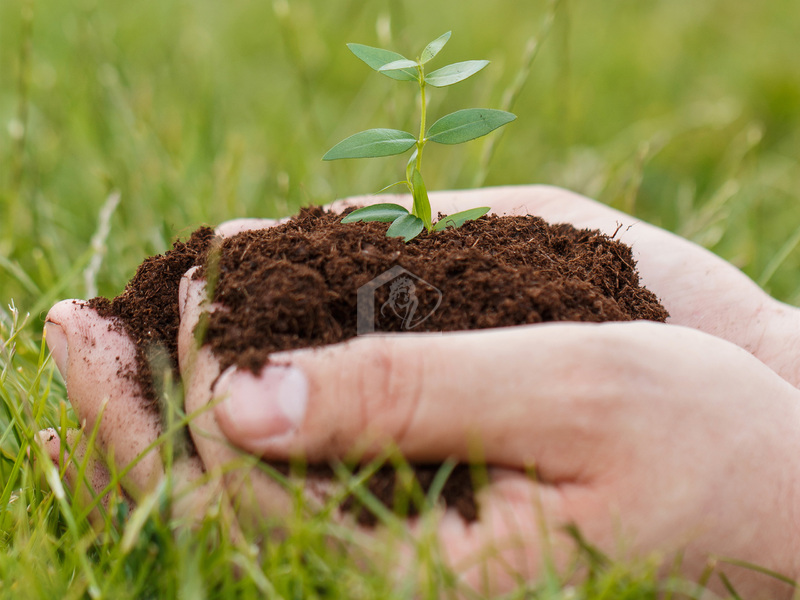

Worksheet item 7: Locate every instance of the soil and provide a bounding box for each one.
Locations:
[88,227,216,408]
[88,206,668,526]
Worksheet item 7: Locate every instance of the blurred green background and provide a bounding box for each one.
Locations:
[2,0,799,318]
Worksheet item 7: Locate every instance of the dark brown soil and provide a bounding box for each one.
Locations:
[89,206,668,526]
[88,227,216,410]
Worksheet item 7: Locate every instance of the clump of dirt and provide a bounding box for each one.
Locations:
[199,208,667,376]
[87,227,216,410]
[89,207,668,526]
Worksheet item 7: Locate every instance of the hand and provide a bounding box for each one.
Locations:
[208,318,800,598]
[40,300,218,523]
[206,186,800,596]
[42,185,800,596]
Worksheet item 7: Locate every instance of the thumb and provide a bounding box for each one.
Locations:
[178,270,306,523]
[211,321,688,474]
[44,299,164,497]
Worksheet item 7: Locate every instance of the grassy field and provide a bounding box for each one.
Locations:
[2,0,800,597]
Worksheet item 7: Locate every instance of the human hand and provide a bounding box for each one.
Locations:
[208,317,800,597]
[204,186,800,596]
[42,185,800,596]
[38,219,284,520]
[40,300,219,523]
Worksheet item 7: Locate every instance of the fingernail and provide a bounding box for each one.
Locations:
[179,266,201,319]
[215,365,308,443]
[45,322,68,378]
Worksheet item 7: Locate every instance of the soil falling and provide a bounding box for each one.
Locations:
[89,207,668,525]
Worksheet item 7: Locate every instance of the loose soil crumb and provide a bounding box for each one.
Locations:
[90,207,668,526]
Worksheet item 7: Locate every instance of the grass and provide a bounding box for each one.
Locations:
[1,0,799,597]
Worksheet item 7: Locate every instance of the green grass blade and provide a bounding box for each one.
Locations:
[0,255,41,297]
[373,180,411,195]
[716,556,798,588]
[758,223,800,288]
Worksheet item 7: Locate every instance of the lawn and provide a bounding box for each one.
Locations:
[1,0,799,597]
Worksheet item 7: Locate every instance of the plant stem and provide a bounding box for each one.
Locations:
[415,64,427,174]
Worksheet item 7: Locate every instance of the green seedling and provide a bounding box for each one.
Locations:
[323,31,516,242]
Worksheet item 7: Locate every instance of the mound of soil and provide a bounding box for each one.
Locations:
[88,206,668,526]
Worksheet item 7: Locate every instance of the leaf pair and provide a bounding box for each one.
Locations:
[340,204,420,242]
[377,57,490,88]
[341,203,490,242]
[348,31,489,89]
[322,109,516,161]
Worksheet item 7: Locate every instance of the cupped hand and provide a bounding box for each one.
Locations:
[41,299,222,524]
[212,319,800,597]
[206,186,800,596]
[42,301,168,499]
[41,185,800,596]
[223,185,800,383]
[37,219,281,519]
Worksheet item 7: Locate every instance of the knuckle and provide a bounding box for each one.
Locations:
[350,336,423,447]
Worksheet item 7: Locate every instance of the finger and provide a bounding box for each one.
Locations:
[45,301,232,526]
[211,322,638,470]
[213,320,795,475]
[434,466,799,599]
[429,473,586,596]
[45,300,165,498]
[215,218,278,238]
[372,468,597,598]
[178,272,304,524]
[209,323,628,469]
[414,466,798,599]
[33,427,120,525]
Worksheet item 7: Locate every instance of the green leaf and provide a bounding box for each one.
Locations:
[378,59,419,74]
[427,109,516,145]
[410,169,432,230]
[346,44,418,81]
[433,207,491,231]
[405,148,418,184]
[374,180,411,195]
[323,129,417,160]
[425,60,489,87]
[420,31,451,64]
[341,203,409,224]
[386,214,425,242]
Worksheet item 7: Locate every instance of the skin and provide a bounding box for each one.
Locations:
[43,185,800,597]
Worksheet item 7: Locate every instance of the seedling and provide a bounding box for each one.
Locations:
[323,32,516,242]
